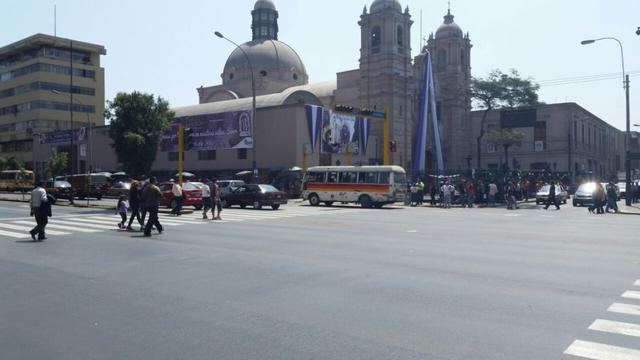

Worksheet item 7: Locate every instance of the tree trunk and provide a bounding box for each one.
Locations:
[477,108,491,170]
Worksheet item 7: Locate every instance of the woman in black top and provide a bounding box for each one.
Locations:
[126,180,144,230]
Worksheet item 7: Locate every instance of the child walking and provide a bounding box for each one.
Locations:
[117,194,129,229]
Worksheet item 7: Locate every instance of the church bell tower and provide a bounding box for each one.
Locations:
[358,0,413,167]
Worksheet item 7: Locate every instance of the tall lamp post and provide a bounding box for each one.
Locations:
[214,31,258,181]
[581,37,632,206]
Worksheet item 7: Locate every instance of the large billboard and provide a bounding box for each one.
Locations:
[160,110,253,152]
[38,127,86,145]
[321,112,361,154]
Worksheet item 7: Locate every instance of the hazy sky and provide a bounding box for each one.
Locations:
[3,0,639,131]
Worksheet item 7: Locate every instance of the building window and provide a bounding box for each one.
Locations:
[371,26,381,48]
[168,152,179,162]
[238,148,247,159]
[534,121,546,150]
[198,150,216,160]
[0,63,95,83]
[397,26,403,46]
[437,49,447,70]
[260,27,268,36]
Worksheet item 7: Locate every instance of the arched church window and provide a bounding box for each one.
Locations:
[371,26,381,47]
[397,26,403,46]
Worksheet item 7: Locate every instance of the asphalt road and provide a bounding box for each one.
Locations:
[0,200,638,359]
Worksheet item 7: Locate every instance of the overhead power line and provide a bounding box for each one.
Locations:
[537,70,640,87]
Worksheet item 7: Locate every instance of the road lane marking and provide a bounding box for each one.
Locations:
[622,291,640,300]
[81,217,180,227]
[49,219,113,230]
[589,319,640,338]
[608,303,640,316]
[12,221,97,233]
[0,229,29,238]
[564,340,640,359]
[0,222,69,236]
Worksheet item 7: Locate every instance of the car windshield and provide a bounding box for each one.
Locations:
[259,184,280,192]
[540,185,551,192]
[54,181,71,188]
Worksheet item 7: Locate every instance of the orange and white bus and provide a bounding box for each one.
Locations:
[0,170,34,192]
[302,166,406,208]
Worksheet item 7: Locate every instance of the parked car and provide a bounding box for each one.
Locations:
[535,184,568,205]
[159,181,204,210]
[43,179,74,204]
[572,182,598,207]
[107,180,131,197]
[616,182,626,199]
[218,180,245,197]
[63,173,110,200]
[222,184,288,210]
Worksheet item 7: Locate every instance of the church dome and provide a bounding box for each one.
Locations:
[254,0,276,10]
[436,10,463,39]
[370,0,402,13]
[222,39,308,95]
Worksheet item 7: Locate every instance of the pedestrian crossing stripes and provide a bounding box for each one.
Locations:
[0,205,368,239]
[564,279,640,359]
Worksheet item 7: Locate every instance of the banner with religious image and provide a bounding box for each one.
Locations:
[321,112,362,155]
[160,110,254,152]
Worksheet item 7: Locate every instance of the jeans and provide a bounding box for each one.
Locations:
[127,204,144,228]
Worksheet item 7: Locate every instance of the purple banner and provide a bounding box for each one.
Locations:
[38,127,86,144]
[160,110,253,152]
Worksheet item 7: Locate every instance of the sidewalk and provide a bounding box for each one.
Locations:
[618,202,640,215]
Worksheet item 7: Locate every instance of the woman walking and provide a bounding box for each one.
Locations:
[126,181,144,230]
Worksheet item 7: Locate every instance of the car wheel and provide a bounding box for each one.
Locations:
[572,200,578,207]
[253,201,262,210]
[240,204,246,209]
[308,193,320,206]
[359,195,373,208]
[374,203,384,208]
[271,204,280,210]
[324,201,333,206]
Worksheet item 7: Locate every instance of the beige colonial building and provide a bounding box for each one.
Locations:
[0,34,106,171]
[160,0,473,176]
[471,103,624,179]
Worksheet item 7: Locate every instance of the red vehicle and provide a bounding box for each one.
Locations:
[159,181,204,210]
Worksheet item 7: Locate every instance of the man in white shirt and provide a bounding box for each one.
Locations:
[29,182,49,241]
[171,180,183,216]
[201,180,212,219]
[488,182,498,207]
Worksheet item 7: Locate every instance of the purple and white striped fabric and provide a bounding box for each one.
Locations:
[305,105,324,153]
[358,117,371,154]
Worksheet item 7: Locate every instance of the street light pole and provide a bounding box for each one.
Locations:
[581,37,632,206]
[214,31,258,181]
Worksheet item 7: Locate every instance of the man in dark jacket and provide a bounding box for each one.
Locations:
[544,181,560,210]
[29,182,50,241]
[142,177,163,237]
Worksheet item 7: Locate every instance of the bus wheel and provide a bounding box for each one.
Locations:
[324,201,333,206]
[308,194,320,206]
[359,195,373,208]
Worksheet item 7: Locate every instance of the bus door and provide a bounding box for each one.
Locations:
[337,171,358,202]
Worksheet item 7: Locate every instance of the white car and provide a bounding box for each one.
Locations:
[218,180,245,197]
[535,185,568,205]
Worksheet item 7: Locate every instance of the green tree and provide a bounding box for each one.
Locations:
[45,150,69,179]
[0,156,22,171]
[483,128,525,171]
[471,69,540,169]
[105,92,174,178]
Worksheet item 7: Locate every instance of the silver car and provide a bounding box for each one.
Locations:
[536,184,568,205]
[218,180,246,197]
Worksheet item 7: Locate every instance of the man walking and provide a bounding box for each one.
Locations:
[201,179,212,219]
[171,179,183,216]
[544,181,560,210]
[142,177,163,237]
[211,179,222,220]
[416,179,425,206]
[29,181,49,241]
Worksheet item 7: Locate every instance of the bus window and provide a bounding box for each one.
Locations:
[327,172,338,183]
[306,172,325,183]
[378,172,390,184]
[358,172,378,184]
[393,172,406,185]
[339,172,357,183]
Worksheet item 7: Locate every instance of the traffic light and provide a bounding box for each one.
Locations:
[389,140,397,153]
[183,127,194,151]
[334,104,354,113]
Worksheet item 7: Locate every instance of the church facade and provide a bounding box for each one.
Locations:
[176,0,473,177]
